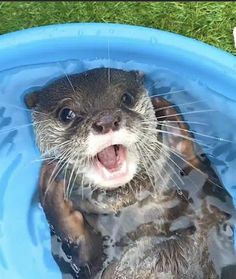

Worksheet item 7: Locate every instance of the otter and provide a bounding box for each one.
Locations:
[25,68,235,279]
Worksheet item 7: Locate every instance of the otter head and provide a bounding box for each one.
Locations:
[25,68,159,189]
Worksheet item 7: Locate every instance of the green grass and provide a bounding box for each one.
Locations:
[0,1,236,54]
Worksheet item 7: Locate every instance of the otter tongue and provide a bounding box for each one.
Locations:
[97,146,118,170]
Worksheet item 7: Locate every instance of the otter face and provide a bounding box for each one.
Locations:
[25,68,158,189]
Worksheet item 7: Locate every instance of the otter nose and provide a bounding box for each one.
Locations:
[92,112,122,134]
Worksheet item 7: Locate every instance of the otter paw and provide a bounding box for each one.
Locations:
[39,160,66,206]
[151,97,201,173]
[39,161,71,218]
[39,161,86,241]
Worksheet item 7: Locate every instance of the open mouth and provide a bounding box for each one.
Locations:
[94,144,128,182]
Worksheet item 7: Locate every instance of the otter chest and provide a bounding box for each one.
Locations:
[84,194,190,265]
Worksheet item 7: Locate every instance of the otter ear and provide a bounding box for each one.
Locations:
[24,92,39,109]
[131,70,145,85]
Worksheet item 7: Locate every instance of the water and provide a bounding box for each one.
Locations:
[0,59,236,278]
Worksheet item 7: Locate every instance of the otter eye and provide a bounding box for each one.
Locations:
[121,92,134,107]
[58,108,76,123]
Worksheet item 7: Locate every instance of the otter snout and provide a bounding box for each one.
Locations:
[92,110,122,134]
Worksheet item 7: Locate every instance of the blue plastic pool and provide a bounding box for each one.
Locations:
[0,23,236,279]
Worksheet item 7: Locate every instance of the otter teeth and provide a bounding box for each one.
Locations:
[114,144,119,156]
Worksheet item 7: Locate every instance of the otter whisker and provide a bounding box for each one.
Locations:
[32,140,71,162]
[79,156,94,199]
[159,153,201,209]
[65,143,90,199]
[66,150,78,198]
[30,156,56,164]
[107,39,111,85]
[48,155,69,187]
[57,62,76,94]
[157,140,223,189]
[131,128,157,152]
[69,162,84,199]
[47,147,73,187]
[159,120,208,127]
[128,181,136,197]
[135,138,169,193]
[160,163,185,196]
[160,122,235,144]
[133,126,185,157]
[141,126,212,149]
[138,119,160,125]
[156,144,201,201]
[79,174,85,200]
[137,140,171,187]
[139,119,209,129]
[39,140,72,161]
[0,119,51,136]
[66,152,84,199]
[89,182,99,196]
[65,151,85,198]
[63,159,70,198]
[134,142,157,194]
[136,127,221,194]
[153,99,208,112]
[64,155,83,199]
[150,89,186,98]
[156,109,215,120]
[1,104,48,116]
[154,142,185,186]
[42,158,63,205]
